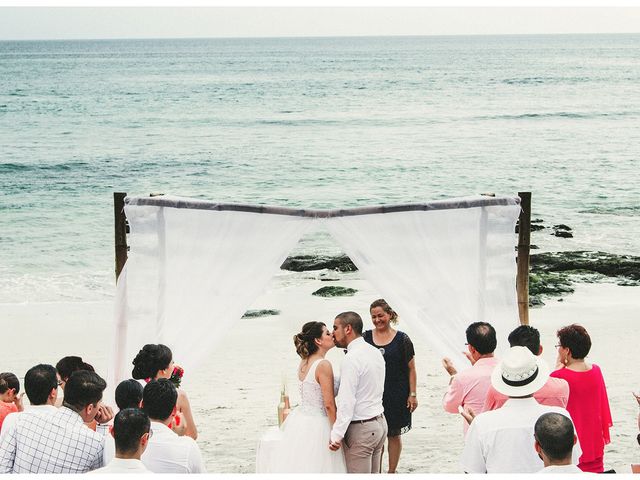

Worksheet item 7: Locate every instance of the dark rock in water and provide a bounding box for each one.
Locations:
[552,230,573,238]
[528,250,640,306]
[531,218,544,224]
[531,224,546,232]
[312,286,358,297]
[281,255,357,272]
[553,224,572,231]
[242,309,280,318]
[531,245,539,249]
[531,251,640,281]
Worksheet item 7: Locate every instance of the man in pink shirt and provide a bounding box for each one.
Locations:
[483,325,569,412]
[442,322,499,434]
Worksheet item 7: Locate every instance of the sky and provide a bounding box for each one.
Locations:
[1,6,640,41]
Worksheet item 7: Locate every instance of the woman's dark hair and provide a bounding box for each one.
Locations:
[132,344,173,380]
[557,324,591,360]
[370,299,399,325]
[56,356,95,382]
[24,364,57,405]
[142,379,177,421]
[113,408,151,455]
[293,322,326,359]
[115,379,144,410]
[0,372,20,394]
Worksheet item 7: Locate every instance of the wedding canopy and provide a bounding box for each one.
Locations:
[109,195,522,389]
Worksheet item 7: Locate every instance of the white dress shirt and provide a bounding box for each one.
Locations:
[538,464,585,473]
[0,404,57,437]
[90,457,151,474]
[141,421,206,473]
[0,406,104,473]
[330,336,385,443]
[460,397,582,473]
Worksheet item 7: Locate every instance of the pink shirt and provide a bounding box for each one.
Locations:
[550,364,612,472]
[443,356,499,433]
[483,376,570,411]
[0,402,18,431]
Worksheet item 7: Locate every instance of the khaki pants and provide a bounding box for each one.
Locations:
[343,415,388,473]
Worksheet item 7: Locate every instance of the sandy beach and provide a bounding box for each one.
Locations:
[1,275,638,473]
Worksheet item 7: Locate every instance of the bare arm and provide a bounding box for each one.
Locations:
[407,357,418,412]
[316,360,337,426]
[177,389,198,440]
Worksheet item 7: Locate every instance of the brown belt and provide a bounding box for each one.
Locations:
[350,414,384,425]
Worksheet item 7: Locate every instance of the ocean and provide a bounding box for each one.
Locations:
[1,34,639,304]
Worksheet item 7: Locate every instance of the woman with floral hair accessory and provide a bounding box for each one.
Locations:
[132,343,197,440]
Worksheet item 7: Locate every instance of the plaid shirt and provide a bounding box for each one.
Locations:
[0,406,104,473]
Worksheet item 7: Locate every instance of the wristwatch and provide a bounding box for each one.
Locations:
[409,392,417,397]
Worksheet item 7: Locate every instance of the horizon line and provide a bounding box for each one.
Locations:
[2,31,640,42]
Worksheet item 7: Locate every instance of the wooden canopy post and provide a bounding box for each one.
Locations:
[516,191,531,325]
[114,192,128,281]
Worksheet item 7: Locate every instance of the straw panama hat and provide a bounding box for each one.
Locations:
[491,346,550,397]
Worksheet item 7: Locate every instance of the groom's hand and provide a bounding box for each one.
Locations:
[329,440,342,451]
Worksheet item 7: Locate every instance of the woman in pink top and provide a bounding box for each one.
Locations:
[550,324,612,473]
[0,372,23,430]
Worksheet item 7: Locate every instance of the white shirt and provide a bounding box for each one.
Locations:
[0,406,104,473]
[0,404,57,437]
[330,337,385,443]
[538,464,585,474]
[460,397,582,473]
[141,421,206,473]
[91,457,151,474]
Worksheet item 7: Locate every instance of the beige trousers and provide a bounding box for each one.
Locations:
[343,415,388,473]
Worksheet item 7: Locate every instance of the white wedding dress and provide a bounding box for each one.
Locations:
[271,359,347,473]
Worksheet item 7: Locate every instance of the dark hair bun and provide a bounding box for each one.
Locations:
[132,344,172,380]
[293,322,326,359]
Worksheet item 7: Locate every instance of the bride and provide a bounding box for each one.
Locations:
[272,321,347,473]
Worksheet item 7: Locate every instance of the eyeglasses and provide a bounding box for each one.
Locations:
[555,344,563,349]
[57,381,64,387]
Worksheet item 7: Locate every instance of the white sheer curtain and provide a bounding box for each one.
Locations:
[109,197,312,388]
[325,198,521,369]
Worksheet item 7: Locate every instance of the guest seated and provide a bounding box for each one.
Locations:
[140,379,205,473]
[55,355,113,430]
[534,412,582,473]
[1,364,58,436]
[0,373,23,430]
[0,370,109,473]
[132,344,197,439]
[91,408,152,474]
[116,379,144,410]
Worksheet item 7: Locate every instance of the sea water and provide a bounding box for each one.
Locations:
[1,34,639,303]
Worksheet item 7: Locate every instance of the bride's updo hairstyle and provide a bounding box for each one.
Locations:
[132,344,172,380]
[293,321,326,359]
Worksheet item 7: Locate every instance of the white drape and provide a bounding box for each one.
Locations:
[109,195,521,389]
[325,201,521,368]
[109,197,312,388]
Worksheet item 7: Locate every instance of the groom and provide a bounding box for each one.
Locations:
[329,311,387,473]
